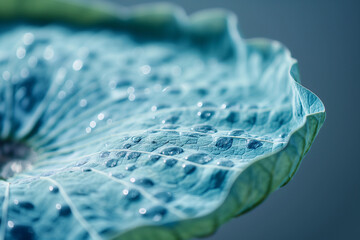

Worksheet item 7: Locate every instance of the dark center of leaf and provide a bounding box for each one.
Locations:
[0,140,36,179]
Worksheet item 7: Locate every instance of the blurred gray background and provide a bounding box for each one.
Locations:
[112,0,359,239]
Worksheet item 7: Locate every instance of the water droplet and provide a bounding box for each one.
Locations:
[229,129,245,136]
[123,189,140,201]
[139,208,147,215]
[279,133,287,138]
[79,99,88,108]
[75,160,88,167]
[112,173,125,179]
[147,155,161,165]
[105,159,118,168]
[10,224,35,240]
[43,46,54,60]
[58,205,71,217]
[100,152,110,158]
[16,47,26,59]
[225,111,239,123]
[163,158,177,167]
[125,165,136,171]
[8,221,14,228]
[116,151,127,158]
[217,160,234,167]
[2,71,11,81]
[141,206,167,221]
[134,178,154,187]
[186,153,212,164]
[128,94,136,101]
[127,152,141,160]
[247,140,263,149]
[154,192,173,203]
[17,201,34,210]
[215,137,233,150]
[57,90,66,100]
[23,32,34,45]
[197,101,215,108]
[97,113,105,121]
[131,136,142,143]
[72,59,83,71]
[162,116,179,124]
[197,110,215,120]
[151,104,169,112]
[49,185,59,193]
[196,88,208,96]
[123,143,132,149]
[140,65,151,75]
[192,125,217,134]
[89,121,96,128]
[160,147,183,156]
[209,170,227,189]
[182,164,197,174]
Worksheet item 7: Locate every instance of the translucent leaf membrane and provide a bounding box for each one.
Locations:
[0,1,325,240]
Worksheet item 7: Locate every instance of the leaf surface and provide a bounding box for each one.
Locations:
[0,1,325,239]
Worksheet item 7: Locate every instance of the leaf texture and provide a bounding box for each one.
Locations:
[0,1,325,239]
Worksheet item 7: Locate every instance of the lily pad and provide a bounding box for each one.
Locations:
[0,0,325,239]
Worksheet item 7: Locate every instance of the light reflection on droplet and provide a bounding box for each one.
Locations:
[151,105,157,112]
[23,32,35,45]
[44,46,54,60]
[140,65,151,75]
[90,121,96,128]
[72,59,83,71]
[55,203,62,210]
[128,94,136,101]
[85,127,91,133]
[10,162,23,173]
[97,113,105,121]
[2,71,10,81]
[127,87,135,94]
[122,189,129,195]
[130,177,136,183]
[79,99,87,108]
[16,47,26,59]
[57,91,66,100]
[139,208,147,214]
[13,199,19,205]
[7,221,14,228]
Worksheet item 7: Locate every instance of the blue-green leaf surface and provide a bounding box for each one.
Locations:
[0,1,325,239]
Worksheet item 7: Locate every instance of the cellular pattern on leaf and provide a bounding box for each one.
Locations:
[0,4,325,240]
